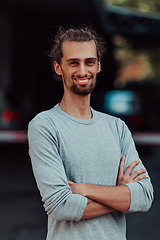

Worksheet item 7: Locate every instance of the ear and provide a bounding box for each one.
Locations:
[54,61,62,75]
[97,61,101,73]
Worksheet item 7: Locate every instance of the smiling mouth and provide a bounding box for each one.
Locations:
[73,77,92,85]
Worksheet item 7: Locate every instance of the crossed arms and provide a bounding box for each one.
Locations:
[68,156,147,220]
[28,117,154,222]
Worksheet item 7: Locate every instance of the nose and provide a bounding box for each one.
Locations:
[78,63,87,77]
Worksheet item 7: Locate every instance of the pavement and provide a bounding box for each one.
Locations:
[0,144,160,240]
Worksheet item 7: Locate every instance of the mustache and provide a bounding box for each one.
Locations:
[72,74,93,79]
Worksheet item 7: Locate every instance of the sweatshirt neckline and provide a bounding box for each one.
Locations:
[55,104,95,125]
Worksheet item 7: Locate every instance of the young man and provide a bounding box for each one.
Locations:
[28,26,153,240]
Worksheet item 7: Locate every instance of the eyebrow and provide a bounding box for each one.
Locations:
[66,57,97,62]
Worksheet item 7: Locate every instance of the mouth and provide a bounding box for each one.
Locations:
[73,77,92,85]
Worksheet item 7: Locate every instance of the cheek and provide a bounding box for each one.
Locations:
[63,67,75,77]
[61,68,72,79]
[93,68,99,77]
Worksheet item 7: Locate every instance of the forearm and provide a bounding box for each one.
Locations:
[75,183,131,212]
[68,156,149,215]
[81,198,115,220]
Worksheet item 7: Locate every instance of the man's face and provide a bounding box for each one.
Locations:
[54,40,101,96]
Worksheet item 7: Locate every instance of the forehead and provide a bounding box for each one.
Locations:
[62,40,97,60]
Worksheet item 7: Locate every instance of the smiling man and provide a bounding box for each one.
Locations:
[54,39,100,119]
[54,40,99,97]
[28,26,153,240]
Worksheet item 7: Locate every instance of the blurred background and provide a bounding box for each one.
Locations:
[0,0,160,239]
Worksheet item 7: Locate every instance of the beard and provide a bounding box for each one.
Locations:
[62,72,97,96]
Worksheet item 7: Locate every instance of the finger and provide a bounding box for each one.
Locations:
[133,174,147,182]
[118,156,126,179]
[125,160,140,176]
[130,168,146,180]
[68,180,74,185]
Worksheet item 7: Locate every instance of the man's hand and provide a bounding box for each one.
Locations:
[68,181,115,219]
[68,157,147,213]
[68,180,84,195]
[68,156,147,194]
[117,156,147,186]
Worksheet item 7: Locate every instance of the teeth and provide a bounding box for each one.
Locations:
[73,77,91,83]
[79,79,88,82]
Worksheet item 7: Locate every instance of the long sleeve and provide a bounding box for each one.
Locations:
[27,106,153,240]
[117,119,154,213]
[28,116,87,221]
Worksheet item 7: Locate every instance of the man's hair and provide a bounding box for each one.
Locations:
[48,25,106,81]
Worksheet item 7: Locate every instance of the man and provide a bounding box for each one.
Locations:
[28,26,153,240]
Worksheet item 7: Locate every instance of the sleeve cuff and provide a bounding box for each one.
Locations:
[125,182,141,213]
[55,193,88,221]
[70,194,88,221]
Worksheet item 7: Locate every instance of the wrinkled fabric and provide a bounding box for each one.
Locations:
[28,104,153,240]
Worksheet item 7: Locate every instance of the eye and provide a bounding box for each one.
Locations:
[69,61,78,66]
[86,60,96,66]
[87,61,94,65]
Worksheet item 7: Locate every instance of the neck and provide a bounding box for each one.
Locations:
[59,92,92,120]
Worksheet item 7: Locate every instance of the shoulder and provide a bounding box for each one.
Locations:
[93,109,130,137]
[28,105,60,132]
[30,104,60,122]
[93,108,124,127]
[28,106,62,146]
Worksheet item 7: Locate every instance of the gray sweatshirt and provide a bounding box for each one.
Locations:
[28,104,153,240]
